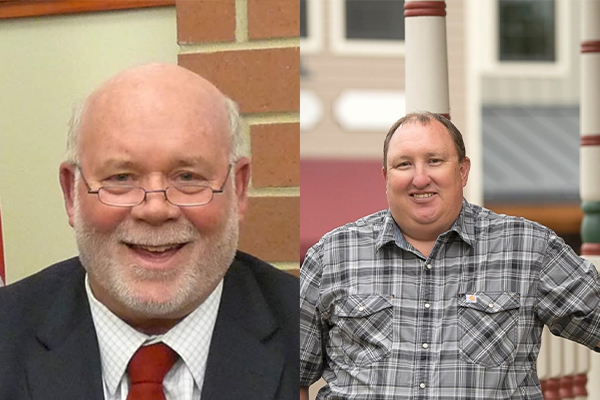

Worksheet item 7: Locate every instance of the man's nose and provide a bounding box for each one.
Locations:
[412,165,432,188]
[129,180,181,225]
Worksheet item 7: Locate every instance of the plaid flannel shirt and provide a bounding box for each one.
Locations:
[300,200,600,400]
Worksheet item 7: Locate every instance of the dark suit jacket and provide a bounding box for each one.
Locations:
[0,251,299,400]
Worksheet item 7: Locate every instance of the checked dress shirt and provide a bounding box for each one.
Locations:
[300,200,600,400]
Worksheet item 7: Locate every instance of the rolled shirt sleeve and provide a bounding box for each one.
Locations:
[536,232,600,350]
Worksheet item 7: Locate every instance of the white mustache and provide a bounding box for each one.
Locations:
[115,220,199,246]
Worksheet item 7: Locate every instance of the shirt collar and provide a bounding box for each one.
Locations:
[86,274,223,396]
[375,209,400,251]
[161,281,223,394]
[376,199,475,251]
[451,199,476,246]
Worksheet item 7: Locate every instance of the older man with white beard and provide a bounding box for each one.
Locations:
[0,64,298,400]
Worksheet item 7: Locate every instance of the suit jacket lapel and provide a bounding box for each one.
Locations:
[26,265,104,400]
[202,260,284,400]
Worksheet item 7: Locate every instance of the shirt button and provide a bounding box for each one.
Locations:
[420,383,426,389]
[422,343,429,349]
[358,306,365,312]
[424,303,431,309]
[426,264,432,270]
[489,303,494,308]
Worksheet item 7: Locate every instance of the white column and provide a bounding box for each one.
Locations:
[404,0,450,117]
[580,0,600,399]
[575,343,590,400]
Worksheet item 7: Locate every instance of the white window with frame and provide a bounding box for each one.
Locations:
[481,0,570,77]
[300,0,323,54]
[330,0,406,56]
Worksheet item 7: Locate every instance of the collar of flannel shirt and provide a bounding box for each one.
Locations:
[375,198,476,252]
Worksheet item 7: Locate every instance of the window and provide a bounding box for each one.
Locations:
[480,0,569,77]
[330,0,405,56]
[300,0,323,53]
[346,0,405,41]
[498,0,555,62]
[300,0,307,38]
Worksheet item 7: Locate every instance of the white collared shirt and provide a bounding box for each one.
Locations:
[85,274,223,400]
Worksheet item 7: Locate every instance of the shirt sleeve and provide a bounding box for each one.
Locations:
[536,231,600,350]
[300,240,326,386]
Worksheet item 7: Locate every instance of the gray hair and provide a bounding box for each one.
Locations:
[66,96,249,165]
[224,97,249,163]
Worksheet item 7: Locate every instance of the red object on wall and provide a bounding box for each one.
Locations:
[300,159,389,260]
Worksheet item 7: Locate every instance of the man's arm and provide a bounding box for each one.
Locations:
[300,245,327,396]
[300,386,309,400]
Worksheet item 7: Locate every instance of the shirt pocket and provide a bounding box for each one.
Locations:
[458,291,521,367]
[328,294,393,367]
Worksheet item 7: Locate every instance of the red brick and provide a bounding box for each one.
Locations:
[286,269,300,277]
[179,47,299,113]
[248,0,300,40]
[251,123,299,187]
[239,196,299,262]
[176,0,235,44]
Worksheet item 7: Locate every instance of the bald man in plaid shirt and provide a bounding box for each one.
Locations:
[300,112,600,400]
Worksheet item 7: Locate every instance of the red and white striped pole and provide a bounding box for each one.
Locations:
[404,0,450,119]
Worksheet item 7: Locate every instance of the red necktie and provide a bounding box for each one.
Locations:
[127,343,178,400]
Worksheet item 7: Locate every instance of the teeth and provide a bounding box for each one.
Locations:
[413,193,434,199]
[137,245,177,253]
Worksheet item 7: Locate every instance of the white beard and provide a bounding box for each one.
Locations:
[73,187,239,318]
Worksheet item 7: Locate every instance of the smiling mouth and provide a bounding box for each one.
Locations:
[412,193,435,199]
[126,243,187,254]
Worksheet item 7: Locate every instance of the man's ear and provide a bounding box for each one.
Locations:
[233,158,251,222]
[59,162,76,227]
[460,156,471,187]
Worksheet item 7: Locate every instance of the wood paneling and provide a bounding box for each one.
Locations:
[0,0,174,19]
[485,203,583,234]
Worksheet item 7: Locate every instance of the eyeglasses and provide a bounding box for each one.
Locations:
[77,165,232,207]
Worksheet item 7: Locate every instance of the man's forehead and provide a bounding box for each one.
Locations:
[85,83,225,119]
[79,84,230,141]
[392,150,447,159]
[88,155,218,170]
[75,65,232,169]
[83,64,228,122]
[388,121,456,155]
[91,64,222,98]
[399,119,453,140]
[394,119,436,134]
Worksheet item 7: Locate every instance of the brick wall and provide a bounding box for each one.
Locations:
[176,0,300,275]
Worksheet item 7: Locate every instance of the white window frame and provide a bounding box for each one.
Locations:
[300,0,323,54]
[329,0,405,57]
[481,0,570,78]
[300,89,324,131]
[334,90,406,132]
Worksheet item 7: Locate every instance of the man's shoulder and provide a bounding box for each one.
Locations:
[320,209,389,242]
[465,201,554,237]
[226,251,298,337]
[230,251,298,298]
[0,257,83,300]
[223,253,299,397]
[0,257,85,344]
